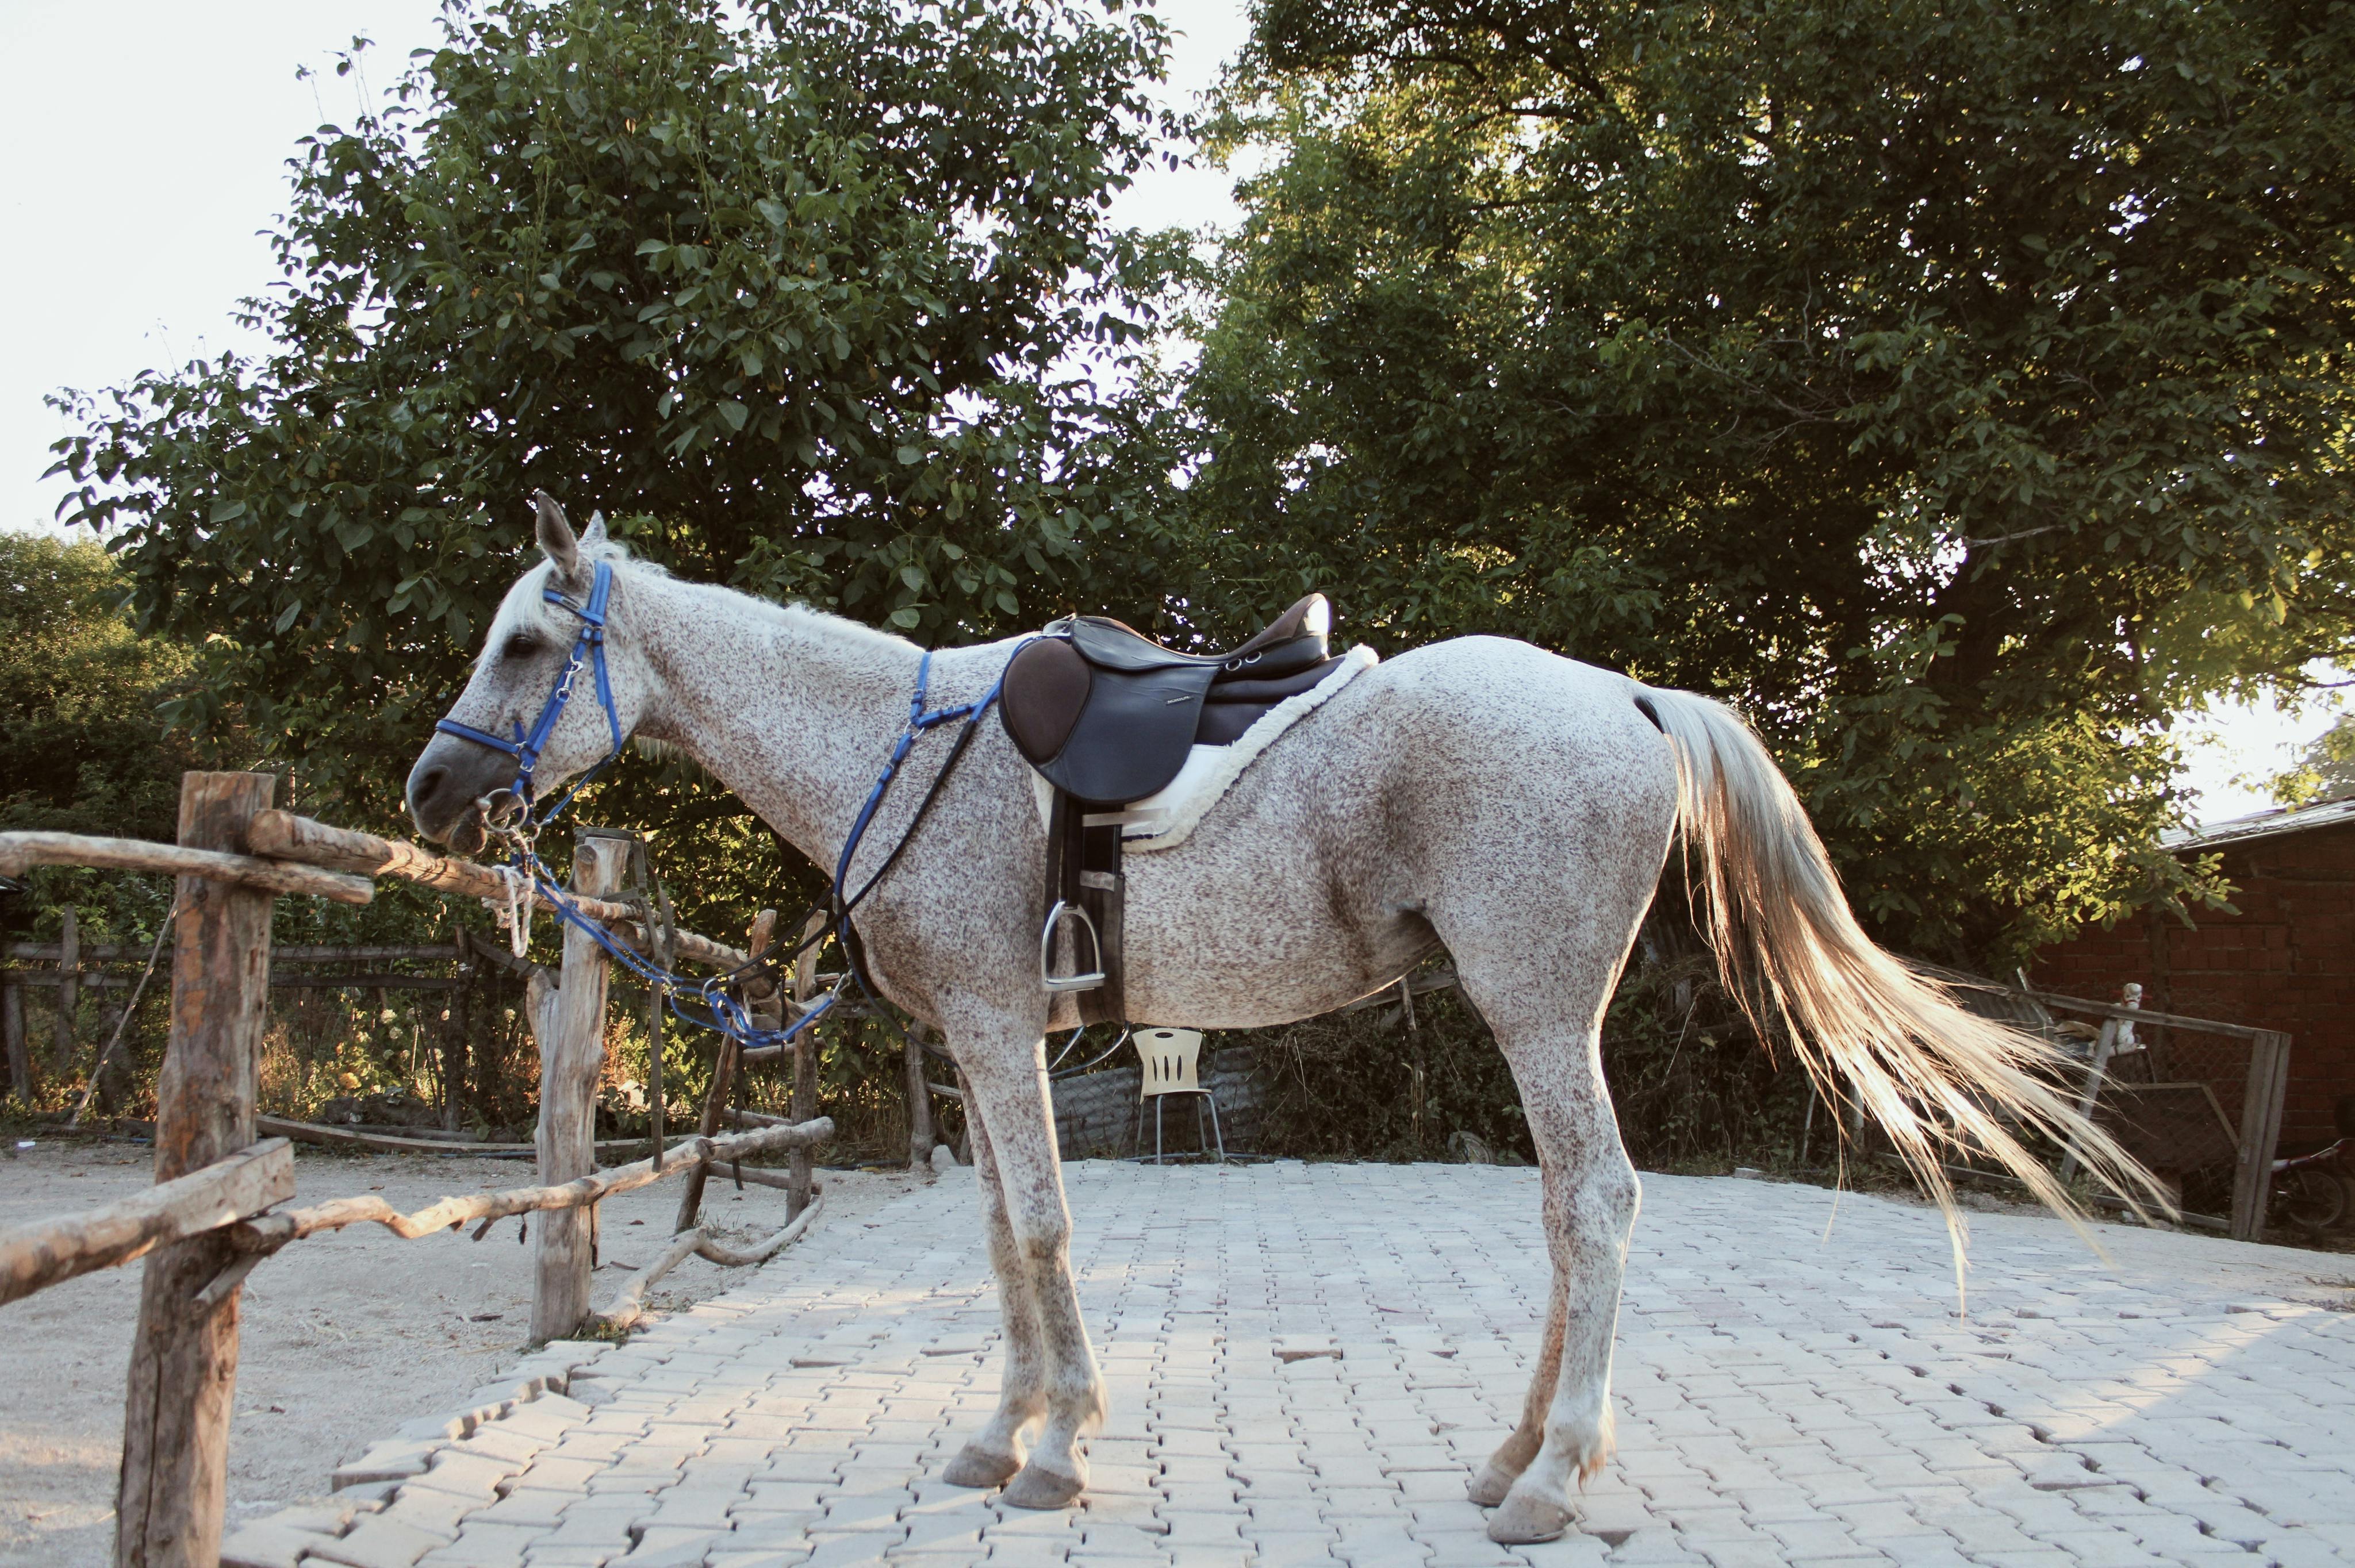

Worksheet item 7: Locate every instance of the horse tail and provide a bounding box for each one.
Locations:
[1636,685,2169,1278]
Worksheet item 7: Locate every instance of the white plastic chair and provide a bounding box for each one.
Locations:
[1132,1027,1225,1164]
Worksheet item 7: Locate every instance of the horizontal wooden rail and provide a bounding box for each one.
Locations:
[259,1115,675,1159]
[229,1117,834,1250]
[266,973,466,991]
[247,811,750,970]
[0,1140,293,1308]
[0,832,373,905]
[724,1107,796,1129]
[2,969,461,992]
[6,942,458,964]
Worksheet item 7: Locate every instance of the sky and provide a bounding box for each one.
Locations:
[0,0,2325,821]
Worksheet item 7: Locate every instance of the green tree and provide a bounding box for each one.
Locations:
[1186,0,2355,964]
[0,534,196,944]
[49,0,1194,875]
[2271,709,2355,806]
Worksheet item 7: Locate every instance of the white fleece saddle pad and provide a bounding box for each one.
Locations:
[1028,643,1379,852]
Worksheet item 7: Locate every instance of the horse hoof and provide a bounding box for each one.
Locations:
[1000,1462,1086,1510]
[1486,1489,1573,1544]
[942,1443,1022,1489]
[1466,1461,1517,1507]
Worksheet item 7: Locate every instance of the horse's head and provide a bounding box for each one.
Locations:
[405,492,656,852]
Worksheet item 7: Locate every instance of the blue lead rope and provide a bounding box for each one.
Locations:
[492,641,1011,1058]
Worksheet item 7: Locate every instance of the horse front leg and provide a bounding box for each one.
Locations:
[941,1101,1048,1487]
[948,1034,1106,1508]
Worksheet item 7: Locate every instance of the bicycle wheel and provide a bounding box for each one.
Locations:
[2273,1167,2348,1236]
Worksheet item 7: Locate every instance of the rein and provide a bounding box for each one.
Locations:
[441,602,1013,1060]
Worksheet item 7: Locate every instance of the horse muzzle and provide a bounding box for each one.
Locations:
[405,733,511,851]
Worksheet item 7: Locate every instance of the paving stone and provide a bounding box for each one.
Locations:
[232,1165,2355,1568]
[221,1519,345,1568]
[304,1514,457,1568]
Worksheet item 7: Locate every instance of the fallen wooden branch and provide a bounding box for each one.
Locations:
[593,1189,828,1329]
[0,1140,293,1307]
[593,1226,703,1331]
[692,1191,827,1266]
[228,1117,834,1250]
[246,811,749,969]
[66,897,178,1129]
[0,832,373,905]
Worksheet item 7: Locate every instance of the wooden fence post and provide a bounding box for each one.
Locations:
[3,977,25,1105]
[905,1024,934,1168]
[54,904,79,1077]
[117,771,277,1568]
[440,925,469,1131]
[534,832,627,1341]
[2230,1030,2294,1243]
[787,912,824,1220]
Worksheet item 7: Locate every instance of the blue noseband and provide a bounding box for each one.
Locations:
[434,559,625,829]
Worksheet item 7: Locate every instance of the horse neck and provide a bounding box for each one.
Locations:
[628,572,919,871]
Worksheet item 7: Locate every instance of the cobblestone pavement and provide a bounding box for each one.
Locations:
[230,1163,2355,1568]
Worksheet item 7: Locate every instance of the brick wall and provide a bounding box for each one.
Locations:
[2030,818,2355,1152]
[1050,1046,1262,1160]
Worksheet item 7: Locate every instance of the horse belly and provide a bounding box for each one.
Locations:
[1110,700,1434,1029]
[1104,638,1673,1030]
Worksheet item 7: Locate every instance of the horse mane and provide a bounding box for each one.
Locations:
[487,533,918,663]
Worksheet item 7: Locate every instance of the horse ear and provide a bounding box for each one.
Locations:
[581,510,609,548]
[532,491,580,578]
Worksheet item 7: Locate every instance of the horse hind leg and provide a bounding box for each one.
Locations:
[941,1098,1048,1488]
[1452,967,1642,1543]
[1467,1286,1566,1506]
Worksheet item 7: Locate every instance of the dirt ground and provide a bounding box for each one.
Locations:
[0,1135,935,1568]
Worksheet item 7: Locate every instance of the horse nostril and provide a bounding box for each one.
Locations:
[411,765,450,810]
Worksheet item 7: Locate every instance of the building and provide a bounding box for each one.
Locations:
[2031,798,2355,1154]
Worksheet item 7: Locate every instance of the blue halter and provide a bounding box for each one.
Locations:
[434,559,625,831]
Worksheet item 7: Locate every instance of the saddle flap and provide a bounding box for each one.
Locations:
[1045,662,1218,804]
[1002,636,1092,766]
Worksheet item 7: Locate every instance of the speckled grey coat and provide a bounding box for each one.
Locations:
[405,500,2156,1545]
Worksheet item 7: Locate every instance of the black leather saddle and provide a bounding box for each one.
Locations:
[997,593,1351,1021]
[1000,593,1344,805]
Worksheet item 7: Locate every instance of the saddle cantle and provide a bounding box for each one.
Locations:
[998,594,1351,1022]
[1001,593,1341,805]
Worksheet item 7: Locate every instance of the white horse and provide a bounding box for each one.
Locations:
[405,498,2152,1544]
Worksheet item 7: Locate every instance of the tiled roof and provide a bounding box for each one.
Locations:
[2161,793,2355,852]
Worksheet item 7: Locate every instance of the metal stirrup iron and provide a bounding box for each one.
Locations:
[1039,899,1106,994]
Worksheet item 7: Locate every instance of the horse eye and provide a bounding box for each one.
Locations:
[501,633,543,660]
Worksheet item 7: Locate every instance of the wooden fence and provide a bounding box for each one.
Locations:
[0,773,839,1567]
[2020,982,2293,1243]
